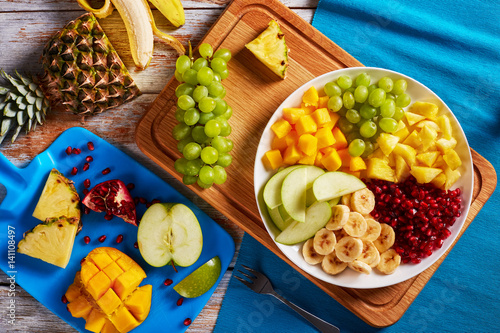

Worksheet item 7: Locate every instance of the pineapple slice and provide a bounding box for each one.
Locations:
[33,168,80,222]
[443,149,462,170]
[367,158,396,182]
[395,155,411,182]
[17,216,79,268]
[408,101,439,120]
[410,166,442,184]
[245,20,289,79]
[393,143,417,167]
[377,133,400,156]
[404,111,426,126]
[416,151,440,167]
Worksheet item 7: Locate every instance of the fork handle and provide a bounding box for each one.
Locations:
[271,291,340,333]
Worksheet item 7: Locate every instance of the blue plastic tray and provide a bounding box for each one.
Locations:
[0,127,235,332]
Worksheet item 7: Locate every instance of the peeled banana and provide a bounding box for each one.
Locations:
[149,0,185,27]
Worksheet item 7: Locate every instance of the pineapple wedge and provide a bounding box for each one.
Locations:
[409,101,439,120]
[377,133,400,156]
[410,166,442,184]
[367,158,396,182]
[245,20,289,79]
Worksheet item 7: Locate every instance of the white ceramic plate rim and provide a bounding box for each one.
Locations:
[253,67,474,289]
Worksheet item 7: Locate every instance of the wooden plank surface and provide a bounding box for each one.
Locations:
[0,1,317,332]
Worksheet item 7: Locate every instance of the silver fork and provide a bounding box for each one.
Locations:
[235,265,340,333]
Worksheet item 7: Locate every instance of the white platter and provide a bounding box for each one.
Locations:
[253,67,473,289]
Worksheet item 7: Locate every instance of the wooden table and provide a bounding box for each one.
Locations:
[0,0,318,332]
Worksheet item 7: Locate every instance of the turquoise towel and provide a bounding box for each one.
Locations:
[215,0,499,332]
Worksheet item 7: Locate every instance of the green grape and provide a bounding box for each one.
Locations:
[393,107,405,121]
[337,108,347,117]
[182,68,199,85]
[204,119,221,137]
[213,72,222,82]
[197,178,213,189]
[378,77,394,92]
[337,75,352,90]
[348,139,365,157]
[174,157,188,174]
[380,99,396,118]
[174,70,184,83]
[175,83,195,97]
[360,103,377,119]
[208,81,225,97]
[174,107,186,122]
[361,141,374,158]
[172,123,192,141]
[198,112,215,124]
[392,79,408,95]
[183,142,202,160]
[193,85,209,103]
[177,136,193,153]
[367,84,378,94]
[212,99,228,115]
[225,138,234,152]
[176,55,191,74]
[356,118,369,128]
[355,73,371,87]
[396,93,411,107]
[197,67,214,86]
[201,146,219,164]
[346,109,361,124]
[354,85,369,103]
[324,82,342,97]
[385,93,395,100]
[328,96,343,112]
[217,117,231,136]
[211,58,227,73]
[213,165,227,184]
[185,158,203,176]
[379,117,398,133]
[199,96,216,113]
[177,94,195,110]
[211,136,228,152]
[199,165,215,184]
[359,120,377,138]
[199,43,214,59]
[338,117,355,133]
[192,57,208,71]
[217,153,232,167]
[192,126,209,143]
[368,88,386,107]
[343,91,355,109]
[219,68,229,80]
[213,48,232,63]
[346,131,362,143]
[182,175,198,185]
[221,105,233,120]
[346,87,355,94]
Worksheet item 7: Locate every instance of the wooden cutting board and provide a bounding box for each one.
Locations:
[135,0,497,327]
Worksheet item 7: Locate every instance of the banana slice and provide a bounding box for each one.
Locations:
[302,238,324,265]
[377,249,401,274]
[361,218,382,242]
[343,212,367,237]
[325,205,350,231]
[341,193,352,208]
[313,228,336,255]
[357,240,380,267]
[322,251,347,275]
[334,228,348,241]
[350,188,376,215]
[373,223,396,253]
[334,236,363,262]
[348,260,372,274]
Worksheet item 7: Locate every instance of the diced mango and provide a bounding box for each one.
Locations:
[262,149,283,170]
[416,151,440,167]
[271,135,288,151]
[318,95,329,109]
[366,158,396,182]
[315,127,335,149]
[443,149,462,170]
[314,151,324,167]
[91,252,113,270]
[377,133,400,156]
[336,148,351,167]
[284,129,299,147]
[110,306,140,333]
[302,86,319,106]
[85,309,107,333]
[298,152,316,165]
[341,167,361,178]
[300,103,316,114]
[103,261,124,285]
[114,270,144,300]
[295,115,317,136]
[283,144,301,165]
[81,261,101,286]
[97,288,122,315]
[124,285,153,322]
[405,111,426,126]
[321,149,342,171]
[87,271,112,300]
[65,283,82,303]
[101,319,119,333]
[350,156,367,172]
[331,127,348,149]
[67,295,93,318]
[282,108,306,124]
[410,166,442,183]
[437,115,453,140]
[311,108,331,126]
[409,101,439,120]
[298,134,318,156]
[271,119,292,139]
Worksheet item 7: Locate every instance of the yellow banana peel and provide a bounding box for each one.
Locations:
[76,0,114,18]
[149,0,185,27]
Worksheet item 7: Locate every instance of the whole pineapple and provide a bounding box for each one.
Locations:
[0,13,141,143]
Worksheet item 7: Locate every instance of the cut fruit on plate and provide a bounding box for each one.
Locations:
[245,20,289,79]
[174,256,222,298]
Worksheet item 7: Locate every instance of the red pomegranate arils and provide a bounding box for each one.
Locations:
[71,167,78,175]
[177,298,184,306]
[134,241,138,249]
[104,213,113,221]
[83,236,90,244]
[61,295,68,304]
[98,235,107,243]
[116,234,124,244]
[126,183,135,190]
[87,141,95,151]
[102,167,111,175]
[72,147,81,155]
[139,197,147,204]
[84,179,91,188]
[183,318,192,326]
[134,197,140,205]
[151,199,161,205]
[65,146,72,155]
[84,206,90,214]
[83,163,90,171]
[86,156,93,162]
[83,189,89,196]
[163,278,173,286]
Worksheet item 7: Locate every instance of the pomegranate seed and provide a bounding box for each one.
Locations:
[86,156,93,162]
[83,163,90,171]
[151,199,161,205]
[65,146,72,155]
[72,148,81,155]
[183,318,192,326]
[164,278,173,286]
[87,141,95,151]
[104,213,113,221]
[177,298,184,306]
[146,202,152,208]
[102,167,111,175]
[139,197,147,204]
[116,234,124,244]
[83,189,89,196]
[62,295,68,304]
[134,197,140,205]
[71,167,78,175]
[84,236,90,244]
[84,179,91,188]
[84,206,90,214]
[134,241,138,249]
[98,235,107,243]
[66,305,70,312]
[126,183,135,190]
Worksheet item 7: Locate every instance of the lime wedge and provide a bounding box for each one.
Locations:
[173,256,221,298]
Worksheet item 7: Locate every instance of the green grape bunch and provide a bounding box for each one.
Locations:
[172,43,234,188]
[325,73,411,158]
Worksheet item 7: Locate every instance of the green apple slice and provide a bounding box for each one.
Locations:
[174,256,221,298]
[312,172,366,202]
[267,205,293,231]
[138,203,203,267]
[263,165,302,209]
[275,201,332,245]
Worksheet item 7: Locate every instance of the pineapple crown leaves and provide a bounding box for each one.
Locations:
[0,70,50,144]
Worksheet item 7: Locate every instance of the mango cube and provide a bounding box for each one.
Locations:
[321,149,342,171]
[350,156,367,172]
[271,119,292,139]
[285,130,299,147]
[67,295,92,318]
[282,108,306,124]
[331,127,348,149]
[295,115,317,136]
[298,134,318,156]
[110,306,140,333]
[298,153,315,165]
[114,270,144,300]
[85,309,107,333]
[91,252,113,270]
[311,108,331,126]
[124,285,153,322]
[81,261,100,286]
[271,135,288,151]
[336,148,351,167]
[65,283,82,303]
[315,127,335,149]
[318,95,329,109]
[283,144,301,165]
[314,151,324,168]
[302,86,319,106]
[103,261,124,285]
[262,149,283,170]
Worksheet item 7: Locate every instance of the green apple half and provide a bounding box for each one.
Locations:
[138,203,203,267]
[174,256,221,298]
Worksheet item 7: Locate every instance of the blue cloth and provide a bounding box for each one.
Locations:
[215,0,500,332]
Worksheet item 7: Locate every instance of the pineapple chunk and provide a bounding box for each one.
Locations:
[367,158,396,182]
[437,115,453,140]
[443,149,462,170]
[377,133,400,156]
[416,151,440,167]
[395,155,411,182]
[402,130,422,149]
[415,120,441,132]
[444,167,461,191]
[431,172,447,189]
[409,101,439,120]
[410,166,442,183]
[393,120,410,141]
[436,137,457,154]
[419,125,438,151]
[404,111,426,126]
[393,143,417,167]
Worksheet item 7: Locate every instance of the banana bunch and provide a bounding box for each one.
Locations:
[77,0,186,69]
[302,188,401,275]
